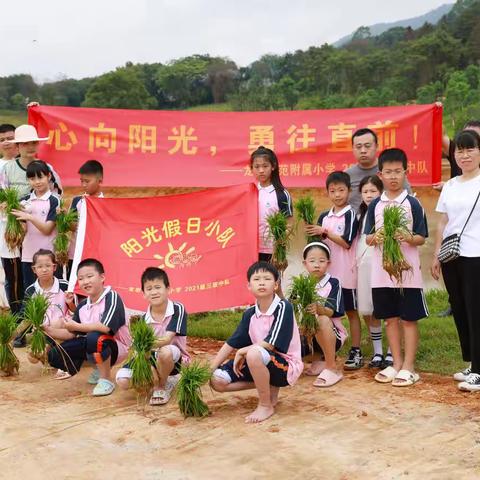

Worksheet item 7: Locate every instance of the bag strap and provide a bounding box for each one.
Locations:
[459,189,480,238]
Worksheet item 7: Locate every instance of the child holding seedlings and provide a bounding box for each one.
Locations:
[11,161,61,290]
[47,258,126,396]
[210,261,303,424]
[22,249,76,378]
[305,171,362,370]
[250,146,292,262]
[365,148,428,387]
[356,175,392,369]
[300,242,347,387]
[115,267,190,405]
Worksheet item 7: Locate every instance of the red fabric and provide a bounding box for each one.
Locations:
[29,104,442,187]
[80,184,258,313]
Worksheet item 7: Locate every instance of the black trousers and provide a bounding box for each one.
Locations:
[1,257,24,316]
[442,256,480,373]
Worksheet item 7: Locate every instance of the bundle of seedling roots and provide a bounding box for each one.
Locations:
[377,204,413,284]
[0,311,20,376]
[23,294,50,364]
[266,211,291,272]
[53,200,78,266]
[177,360,211,418]
[0,187,25,252]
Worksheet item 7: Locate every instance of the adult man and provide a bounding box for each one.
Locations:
[346,128,411,212]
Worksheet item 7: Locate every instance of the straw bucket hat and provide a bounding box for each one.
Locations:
[7,124,49,143]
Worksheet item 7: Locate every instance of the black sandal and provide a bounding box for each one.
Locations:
[368,354,384,369]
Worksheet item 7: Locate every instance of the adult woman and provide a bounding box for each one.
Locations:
[431,129,480,391]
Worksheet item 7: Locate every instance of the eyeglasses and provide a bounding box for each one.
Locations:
[382,169,405,178]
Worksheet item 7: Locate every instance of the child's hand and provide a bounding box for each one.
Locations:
[304,225,325,236]
[394,231,413,244]
[65,292,75,305]
[306,303,318,315]
[56,206,68,215]
[431,257,441,280]
[11,209,31,222]
[0,202,6,213]
[64,318,78,332]
[373,230,385,245]
[233,350,246,377]
[153,337,169,349]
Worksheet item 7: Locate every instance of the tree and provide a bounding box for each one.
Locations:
[82,68,156,109]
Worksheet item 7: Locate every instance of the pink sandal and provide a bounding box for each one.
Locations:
[313,369,343,387]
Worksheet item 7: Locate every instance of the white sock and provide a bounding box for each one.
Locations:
[369,326,383,356]
[385,347,392,358]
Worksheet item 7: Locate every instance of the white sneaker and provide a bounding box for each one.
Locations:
[458,373,480,392]
[453,365,471,382]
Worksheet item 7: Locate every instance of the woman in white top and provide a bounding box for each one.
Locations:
[431,129,480,392]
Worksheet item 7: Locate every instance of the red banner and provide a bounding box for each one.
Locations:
[29,104,442,187]
[74,184,258,313]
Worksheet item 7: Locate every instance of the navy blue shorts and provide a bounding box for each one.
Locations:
[372,288,428,321]
[219,350,289,387]
[342,288,357,312]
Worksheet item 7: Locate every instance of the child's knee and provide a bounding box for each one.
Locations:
[316,315,331,330]
[116,377,130,390]
[210,370,230,392]
[157,346,173,361]
[115,368,131,389]
[246,345,270,366]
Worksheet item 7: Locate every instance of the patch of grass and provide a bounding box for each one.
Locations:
[0,110,27,126]
[186,103,233,112]
[188,289,465,376]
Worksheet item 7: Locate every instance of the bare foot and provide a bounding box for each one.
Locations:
[245,404,275,424]
[305,360,325,376]
[270,387,280,407]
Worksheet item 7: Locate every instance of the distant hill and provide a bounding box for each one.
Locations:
[334,3,455,46]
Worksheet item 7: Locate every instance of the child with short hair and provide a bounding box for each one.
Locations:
[250,146,292,262]
[365,148,428,386]
[210,261,303,423]
[356,175,392,369]
[67,160,104,279]
[47,258,126,396]
[301,242,347,387]
[116,267,190,405]
[22,249,76,379]
[305,171,362,370]
[11,160,60,290]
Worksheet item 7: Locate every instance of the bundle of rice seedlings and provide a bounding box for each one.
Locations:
[53,200,78,266]
[127,315,156,396]
[288,273,323,341]
[379,204,413,284]
[266,211,291,272]
[177,360,211,418]
[0,187,25,252]
[23,294,50,363]
[294,196,319,243]
[0,312,19,376]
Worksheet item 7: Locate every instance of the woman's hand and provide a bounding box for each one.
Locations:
[431,257,442,281]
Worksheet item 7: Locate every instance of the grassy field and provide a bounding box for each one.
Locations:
[189,289,465,376]
[0,109,27,126]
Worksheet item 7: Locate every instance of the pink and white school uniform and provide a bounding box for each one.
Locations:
[219,295,303,387]
[23,277,71,326]
[258,184,292,258]
[115,300,190,380]
[317,205,359,311]
[364,190,429,321]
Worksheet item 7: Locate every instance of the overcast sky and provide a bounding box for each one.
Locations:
[2,0,453,82]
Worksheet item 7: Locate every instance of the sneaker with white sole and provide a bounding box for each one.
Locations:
[344,348,364,370]
[453,365,471,382]
[458,373,480,392]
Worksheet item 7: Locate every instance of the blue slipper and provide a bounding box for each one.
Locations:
[92,378,115,396]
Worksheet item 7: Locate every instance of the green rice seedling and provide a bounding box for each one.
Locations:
[53,200,78,266]
[127,315,156,396]
[0,312,19,376]
[1,187,25,252]
[23,294,50,362]
[177,360,211,418]
[288,273,324,341]
[266,211,291,272]
[379,204,412,284]
[294,196,319,243]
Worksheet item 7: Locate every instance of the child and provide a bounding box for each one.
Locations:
[116,267,190,405]
[210,261,303,424]
[305,171,362,370]
[0,124,20,314]
[22,249,76,379]
[250,146,292,262]
[11,161,60,290]
[47,258,126,396]
[356,175,392,369]
[67,160,104,279]
[365,148,428,386]
[301,242,347,387]
[4,124,62,197]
